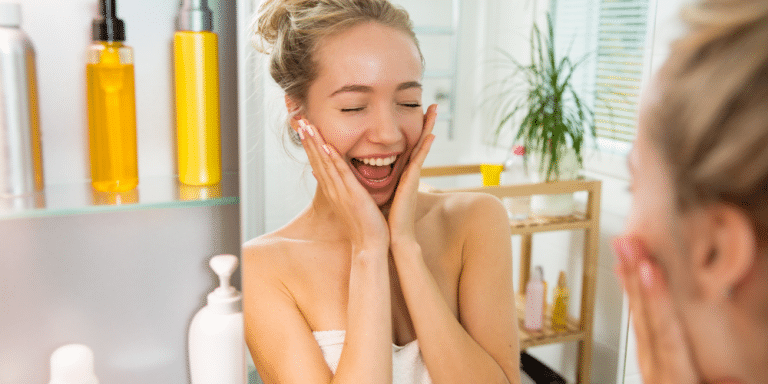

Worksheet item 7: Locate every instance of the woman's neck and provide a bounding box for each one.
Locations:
[302,186,390,241]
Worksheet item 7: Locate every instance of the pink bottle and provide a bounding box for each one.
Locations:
[525,266,545,331]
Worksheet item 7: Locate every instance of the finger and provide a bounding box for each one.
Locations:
[614,237,657,380]
[299,120,340,201]
[639,259,699,383]
[411,104,438,162]
[323,140,372,199]
[391,134,435,208]
[303,122,375,210]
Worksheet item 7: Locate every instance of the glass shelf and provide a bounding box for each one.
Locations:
[0,172,238,220]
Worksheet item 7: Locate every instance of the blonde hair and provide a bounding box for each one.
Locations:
[253,0,421,105]
[650,0,768,239]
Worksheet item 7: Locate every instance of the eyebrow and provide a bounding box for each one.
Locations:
[329,81,422,97]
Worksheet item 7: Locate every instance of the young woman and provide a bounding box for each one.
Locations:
[242,1,521,383]
[614,0,768,383]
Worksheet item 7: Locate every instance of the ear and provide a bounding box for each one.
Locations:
[285,95,303,121]
[284,95,306,133]
[691,203,757,301]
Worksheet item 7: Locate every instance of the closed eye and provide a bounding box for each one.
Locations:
[400,103,421,108]
[341,107,365,113]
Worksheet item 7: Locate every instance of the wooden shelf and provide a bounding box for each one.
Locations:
[510,212,590,235]
[516,294,584,349]
[421,164,602,384]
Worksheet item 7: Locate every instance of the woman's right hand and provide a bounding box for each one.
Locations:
[295,118,390,254]
[613,236,702,384]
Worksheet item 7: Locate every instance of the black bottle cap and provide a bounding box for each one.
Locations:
[92,0,125,42]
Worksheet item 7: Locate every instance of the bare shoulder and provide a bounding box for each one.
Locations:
[242,232,287,268]
[419,191,507,233]
[241,228,302,283]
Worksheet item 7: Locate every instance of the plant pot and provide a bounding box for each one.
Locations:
[528,149,579,217]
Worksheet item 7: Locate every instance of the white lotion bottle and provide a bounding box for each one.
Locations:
[48,344,99,384]
[188,254,246,384]
[524,266,545,331]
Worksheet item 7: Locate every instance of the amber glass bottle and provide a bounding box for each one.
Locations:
[551,271,570,332]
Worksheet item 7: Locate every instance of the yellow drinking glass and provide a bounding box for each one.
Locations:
[480,163,504,186]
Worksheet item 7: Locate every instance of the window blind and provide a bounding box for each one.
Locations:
[553,0,649,148]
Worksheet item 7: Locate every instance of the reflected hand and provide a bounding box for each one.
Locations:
[613,236,701,384]
[295,118,390,254]
[387,104,437,249]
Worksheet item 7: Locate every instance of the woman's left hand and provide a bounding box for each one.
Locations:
[387,104,437,249]
[613,236,701,384]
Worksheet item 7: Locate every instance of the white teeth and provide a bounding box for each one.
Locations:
[359,155,396,166]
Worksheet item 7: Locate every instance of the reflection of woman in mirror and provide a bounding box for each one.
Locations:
[242,1,521,383]
[614,0,768,383]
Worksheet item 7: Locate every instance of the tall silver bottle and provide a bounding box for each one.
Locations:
[0,3,43,207]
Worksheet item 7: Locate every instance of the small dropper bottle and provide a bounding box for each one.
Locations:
[174,0,221,186]
[86,0,138,193]
[551,271,570,332]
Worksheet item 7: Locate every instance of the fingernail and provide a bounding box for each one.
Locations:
[298,127,305,140]
[639,260,653,289]
[306,124,315,137]
[298,119,307,128]
[612,238,628,265]
[621,238,637,267]
[434,104,439,115]
[322,144,330,155]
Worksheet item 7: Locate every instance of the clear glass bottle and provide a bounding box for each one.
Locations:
[86,0,137,193]
[502,145,530,220]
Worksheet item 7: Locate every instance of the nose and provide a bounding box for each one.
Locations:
[366,105,404,146]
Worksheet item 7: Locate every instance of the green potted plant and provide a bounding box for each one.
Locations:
[488,13,597,215]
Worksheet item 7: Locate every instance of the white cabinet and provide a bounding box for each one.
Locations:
[0,1,240,382]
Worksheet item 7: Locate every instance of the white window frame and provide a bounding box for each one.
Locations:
[552,0,660,181]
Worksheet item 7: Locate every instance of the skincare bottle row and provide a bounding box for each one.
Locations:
[524,267,570,332]
[0,0,222,201]
[87,0,221,193]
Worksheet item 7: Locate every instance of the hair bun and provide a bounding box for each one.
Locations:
[252,0,294,54]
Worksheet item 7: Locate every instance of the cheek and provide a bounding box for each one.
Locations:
[624,184,693,295]
[624,177,679,263]
[401,114,423,147]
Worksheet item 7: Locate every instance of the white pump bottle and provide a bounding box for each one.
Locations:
[188,254,246,384]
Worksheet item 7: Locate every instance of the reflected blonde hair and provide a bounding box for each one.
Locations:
[650,0,768,239]
[253,0,421,104]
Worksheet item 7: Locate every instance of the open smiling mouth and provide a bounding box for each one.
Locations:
[350,155,398,183]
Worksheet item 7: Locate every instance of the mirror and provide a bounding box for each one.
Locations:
[240,0,638,383]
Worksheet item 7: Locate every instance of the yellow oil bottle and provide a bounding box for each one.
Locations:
[86,0,137,193]
[174,0,221,186]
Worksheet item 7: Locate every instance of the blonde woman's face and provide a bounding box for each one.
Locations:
[302,22,424,207]
[623,83,731,380]
[624,88,690,295]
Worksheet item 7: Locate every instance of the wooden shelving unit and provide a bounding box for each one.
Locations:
[420,164,602,384]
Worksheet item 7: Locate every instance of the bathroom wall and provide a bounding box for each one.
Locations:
[0,0,240,383]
